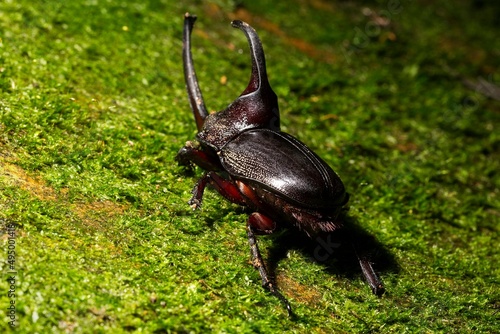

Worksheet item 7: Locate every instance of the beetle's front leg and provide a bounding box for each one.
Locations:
[188,171,248,209]
[175,141,221,171]
[247,221,293,316]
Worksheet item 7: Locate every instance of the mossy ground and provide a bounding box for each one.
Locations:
[1,0,499,332]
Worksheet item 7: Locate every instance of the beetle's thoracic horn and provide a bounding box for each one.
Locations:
[231,20,270,95]
[229,20,280,131]
[183,13,208,131]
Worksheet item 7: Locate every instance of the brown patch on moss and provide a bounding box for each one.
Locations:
[199,3,338,63]
[71,200,129,233]
[0,160,129,233]
[389,132,419,153]
[395,141,418,153]
[277,273,323,307]
[230,7,338,64]
[0,161,58,201]
[305,0,337,13]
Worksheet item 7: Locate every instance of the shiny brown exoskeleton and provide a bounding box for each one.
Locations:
[176,13,384,315]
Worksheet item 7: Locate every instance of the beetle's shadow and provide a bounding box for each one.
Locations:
[264,213,399,292]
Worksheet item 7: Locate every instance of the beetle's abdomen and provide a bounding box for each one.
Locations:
[219,129,346,209]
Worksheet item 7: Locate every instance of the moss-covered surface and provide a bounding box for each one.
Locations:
[1,0,499,332]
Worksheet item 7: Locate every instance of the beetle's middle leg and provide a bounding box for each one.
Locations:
[247,220,293,316]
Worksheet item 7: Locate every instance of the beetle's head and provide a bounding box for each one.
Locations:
[197,20,280,149]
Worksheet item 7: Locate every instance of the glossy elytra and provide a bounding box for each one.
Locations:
[176,13,384,315]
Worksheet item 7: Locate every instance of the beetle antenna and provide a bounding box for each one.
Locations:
[183,13,208,131]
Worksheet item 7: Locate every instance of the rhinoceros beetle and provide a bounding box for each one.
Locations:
[176,13,384,315]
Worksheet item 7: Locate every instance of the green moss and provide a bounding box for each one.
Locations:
[1,0,499,332]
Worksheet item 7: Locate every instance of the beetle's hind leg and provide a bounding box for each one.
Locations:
[247,220,293,316]
[354,245,385,296]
